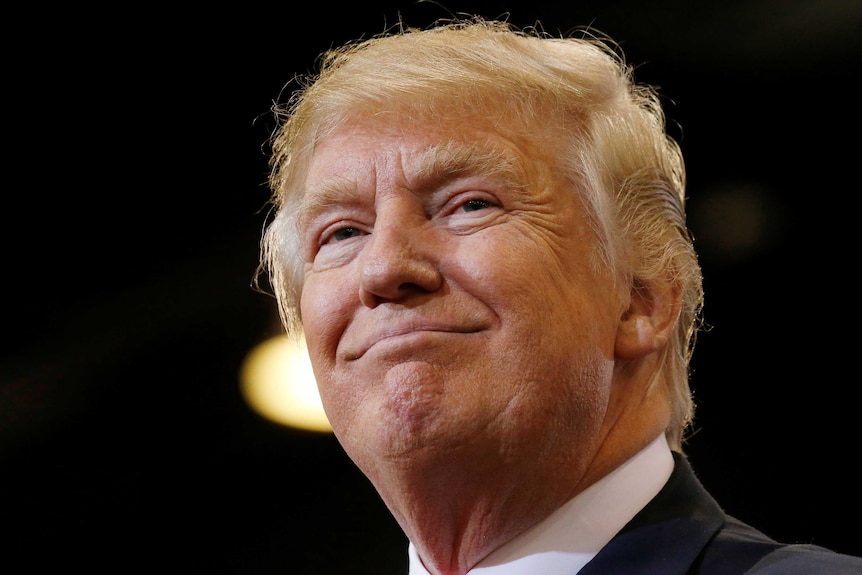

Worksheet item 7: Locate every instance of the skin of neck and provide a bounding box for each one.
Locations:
[365,356,672,575]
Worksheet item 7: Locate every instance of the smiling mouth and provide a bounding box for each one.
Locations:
[346,326,482,361]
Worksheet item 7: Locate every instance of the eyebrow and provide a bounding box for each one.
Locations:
[298,139,529,229]
[297,176,363,234]
[412,140,528,190]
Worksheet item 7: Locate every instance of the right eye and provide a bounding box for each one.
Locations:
[324,225,364,244]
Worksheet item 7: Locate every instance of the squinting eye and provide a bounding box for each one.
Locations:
[462,198,491,212]
[329,226,363,242]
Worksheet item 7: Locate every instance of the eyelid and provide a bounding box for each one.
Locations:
[438,189,501,217]
[300,210,361,258]
[318,220,369,246]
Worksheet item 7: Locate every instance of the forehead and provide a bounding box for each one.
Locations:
[304,116,540,194]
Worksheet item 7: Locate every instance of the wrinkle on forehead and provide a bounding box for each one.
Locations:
[298,131,536,230]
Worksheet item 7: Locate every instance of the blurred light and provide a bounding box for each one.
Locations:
[688,180,784,266]
[239,334,332,432]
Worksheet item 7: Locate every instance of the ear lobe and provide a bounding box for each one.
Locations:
[615,279,682,361]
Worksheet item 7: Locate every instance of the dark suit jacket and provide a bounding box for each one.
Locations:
[580,452,861,574]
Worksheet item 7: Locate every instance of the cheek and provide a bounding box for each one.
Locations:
[299,276,359,431]
[465,234,618,361]
[299,271,354,368]
[456,237,566,312]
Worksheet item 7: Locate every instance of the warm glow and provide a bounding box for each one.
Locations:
[239,334,332,432]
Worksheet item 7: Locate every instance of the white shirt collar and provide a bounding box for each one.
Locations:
[408,433,674,575]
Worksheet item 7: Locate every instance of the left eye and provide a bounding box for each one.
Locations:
[461,198,491,212]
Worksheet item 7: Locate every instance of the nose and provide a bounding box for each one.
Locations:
[358,216,443,308]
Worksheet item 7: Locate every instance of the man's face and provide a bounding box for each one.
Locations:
[297,116,626,481]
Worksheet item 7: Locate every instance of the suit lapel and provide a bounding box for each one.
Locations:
[578,453,724,575]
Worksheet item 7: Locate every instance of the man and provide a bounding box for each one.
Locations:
[259,17,861,575]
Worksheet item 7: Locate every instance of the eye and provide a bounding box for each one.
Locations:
[332,226,362,241]
[438,192,502,232]
[461,198,491,212]
[327,226,364,243]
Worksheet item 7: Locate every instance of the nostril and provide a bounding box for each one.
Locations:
[357,239,443,307]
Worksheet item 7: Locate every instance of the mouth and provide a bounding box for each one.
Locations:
[344,323,484,361]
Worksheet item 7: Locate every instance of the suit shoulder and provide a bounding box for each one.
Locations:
[698,515,862,574]
[747,544,862,574]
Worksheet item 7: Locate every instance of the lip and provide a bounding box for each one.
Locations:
[344,321,484,361]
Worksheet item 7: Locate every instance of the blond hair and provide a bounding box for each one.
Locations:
[260,18,704,450]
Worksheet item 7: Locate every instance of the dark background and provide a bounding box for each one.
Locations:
[4,1,860,573]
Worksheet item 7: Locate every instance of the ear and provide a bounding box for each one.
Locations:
[615,277,682,361]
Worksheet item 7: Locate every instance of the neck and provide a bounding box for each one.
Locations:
[370,444,591,575]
